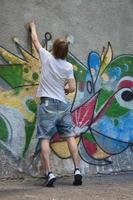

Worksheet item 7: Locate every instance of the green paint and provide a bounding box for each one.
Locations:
[96,90,113,113]
[0,64,25,89]
[26,99,37,113]
[0,116,8,142]
[67,54,87,81]
[12,88,21,95]
[107,55,133,78]
[105,99,129,117]
[32,72,39,80]
[83,132,96,143]
[96,90,129,117]
[23,118,36,156]
[24,68,29,73]
[23,100,37,155]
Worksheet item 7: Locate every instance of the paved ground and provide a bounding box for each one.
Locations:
[0,172,133,200]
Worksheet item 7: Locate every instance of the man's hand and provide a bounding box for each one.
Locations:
[64,83,70,95]
[29,21,36,29]
[65,79,76,93]
[25,21,42,51]
[26,21,35,32]
[64,79,76,95]
[64,88,69,95]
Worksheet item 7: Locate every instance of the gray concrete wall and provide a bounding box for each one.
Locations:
[0,0,133,178]
[1,0,133,62]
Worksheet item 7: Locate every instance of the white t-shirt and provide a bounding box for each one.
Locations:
[36,47,74,103]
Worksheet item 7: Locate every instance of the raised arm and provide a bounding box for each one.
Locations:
[28,21,42,51]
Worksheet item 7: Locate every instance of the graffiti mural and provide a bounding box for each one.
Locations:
[0,37,40,159]
[51,43,133,165]
[0,30,133,170]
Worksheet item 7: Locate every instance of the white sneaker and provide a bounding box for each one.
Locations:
[73,168,82,186]
[46,172,56,187]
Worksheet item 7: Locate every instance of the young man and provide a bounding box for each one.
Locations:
[28,21,82,187]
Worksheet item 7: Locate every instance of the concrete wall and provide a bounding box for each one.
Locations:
[0,0,133,178]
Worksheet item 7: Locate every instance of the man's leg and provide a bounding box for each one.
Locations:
[66,136,82,185]
[66,137,80,168]
[41,139,56,187]
[41,139,51,174]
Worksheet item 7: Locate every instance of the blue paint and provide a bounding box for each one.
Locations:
[87,52,101,70]
[92,129,128,154]
[108,67,122,81]
[87,52,101,80]
[92,112,133,143]
[124,64,129,71]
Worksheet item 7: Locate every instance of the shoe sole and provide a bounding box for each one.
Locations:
[46,177,56,187]
[73,174,82,186]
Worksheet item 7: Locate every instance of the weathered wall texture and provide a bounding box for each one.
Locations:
[0,0,133,178]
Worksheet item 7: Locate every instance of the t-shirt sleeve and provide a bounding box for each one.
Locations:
[38,47,51,61]
[66,64,74,79]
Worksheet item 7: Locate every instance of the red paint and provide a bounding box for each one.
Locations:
[82,137,97,155]
[118,80,133,89]
[72,94,98,128]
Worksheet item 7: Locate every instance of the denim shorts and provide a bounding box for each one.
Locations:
[36,97,75,140]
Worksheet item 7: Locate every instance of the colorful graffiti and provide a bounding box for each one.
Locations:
[0,31,133,168]
[51,44,133,165]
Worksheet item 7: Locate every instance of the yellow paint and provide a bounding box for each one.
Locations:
[100,42,113,75]
[51,137,80,158]
[93,146,109,159]
[0,47,25,65]
[0,86,38,122]
[0,38,41,122]
[73,65,78,71]
[0,41,41,85]
[101,73,109,81]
